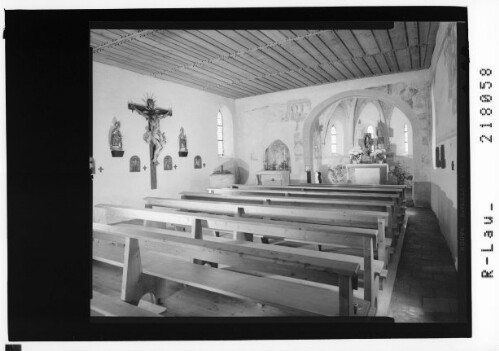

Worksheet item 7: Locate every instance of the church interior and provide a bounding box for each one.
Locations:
[90,22,461,322]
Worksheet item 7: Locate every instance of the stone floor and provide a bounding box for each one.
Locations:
[388,206,459,322]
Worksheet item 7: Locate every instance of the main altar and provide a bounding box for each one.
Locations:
[346,163,388,184]
[346,128,390,185]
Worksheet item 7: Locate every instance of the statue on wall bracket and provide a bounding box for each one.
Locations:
[128,96,172,189]
[178,127,188,157]
[109,117,124,157]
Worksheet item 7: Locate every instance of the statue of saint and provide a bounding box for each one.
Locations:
[110,120,122,150]
[128,98,172,165]
[363,133,374,155]
[178,127,188,156]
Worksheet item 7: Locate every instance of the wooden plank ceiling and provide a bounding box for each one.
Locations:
[91,22,439,99]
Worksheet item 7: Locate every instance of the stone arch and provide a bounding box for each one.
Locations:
[303,89,419,172]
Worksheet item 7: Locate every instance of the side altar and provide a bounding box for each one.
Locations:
[345,163,388,185]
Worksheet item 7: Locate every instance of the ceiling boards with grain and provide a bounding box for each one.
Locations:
[91,23,440,99]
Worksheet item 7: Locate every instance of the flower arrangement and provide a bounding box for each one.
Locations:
[372,148,386,163]
[389,161,411,185]
[348,146,363,163]
[328,164,347,184]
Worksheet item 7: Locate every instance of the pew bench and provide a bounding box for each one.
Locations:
[179,191,399,238]
[285,184,407,205]
[144,196,392,264]
[95,204,382,307]
[209,187,403,223]
[104,221,388,293]
[212,187,401,207]
[93,223,369,317]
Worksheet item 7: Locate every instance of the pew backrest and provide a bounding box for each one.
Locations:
[209,187,400,202]
[93,223,363,316]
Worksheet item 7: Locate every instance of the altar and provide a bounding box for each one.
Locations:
[345,163,389,185]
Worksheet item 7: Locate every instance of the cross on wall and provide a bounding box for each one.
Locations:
[128,98,172,189]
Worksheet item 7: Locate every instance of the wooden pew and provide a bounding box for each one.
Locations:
[179,191,398,238]
[211,186,400,201]
[292,183,407,189]
[209,187,402,217]
[93,222,365,316]
[286,183,407,203]
[234,184,406,205]
[144,196,390,265]
[95,204,380,306]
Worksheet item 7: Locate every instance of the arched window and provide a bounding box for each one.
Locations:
[217,110,224,157]
[404,124,409,154]
[367,125,375,137]
[330,125,337,153]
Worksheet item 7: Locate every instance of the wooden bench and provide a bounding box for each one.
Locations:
[144,196,391,264]
[235,184,406,204]
[94,222,383,289]
[221,186,400,202]
[91,290,161,317]
[93,222,367,316]
[179,191,398,238]
[285,183,407,204]
[291,183,407,189]
[209,187,402,217]
[95,203,382,305]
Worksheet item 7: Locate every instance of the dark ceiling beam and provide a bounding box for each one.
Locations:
[404,22,413,70]
[152,31,220,61]
[332,30,368,77]
[162,72,244,99]
[354,31,385,74]
[137,35,209,64]
[423,22,439,68]
[92,30,155,54]
[335,30,374,76]
[386,29,401,72]
[370,30,392,73]
[162,69,256,98]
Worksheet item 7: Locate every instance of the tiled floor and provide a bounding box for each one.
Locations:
[388,206,459,322]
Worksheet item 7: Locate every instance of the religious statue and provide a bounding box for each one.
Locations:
[128,97,172,165]
[178,127,188,157]
[363,133,374,155]
[109,118,124,157]
[89,156,96,175]
[128,97,172,189]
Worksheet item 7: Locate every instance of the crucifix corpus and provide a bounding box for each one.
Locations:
[128,97,172,189]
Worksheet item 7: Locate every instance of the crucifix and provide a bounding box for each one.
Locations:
[128,97,172,189]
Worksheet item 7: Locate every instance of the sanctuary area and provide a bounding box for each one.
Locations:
[91,22,461,321]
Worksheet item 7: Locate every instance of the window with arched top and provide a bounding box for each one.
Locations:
[404,124,409,154]
[217,110,224,157]
[367,125,375,137]
[330,125,337,153]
